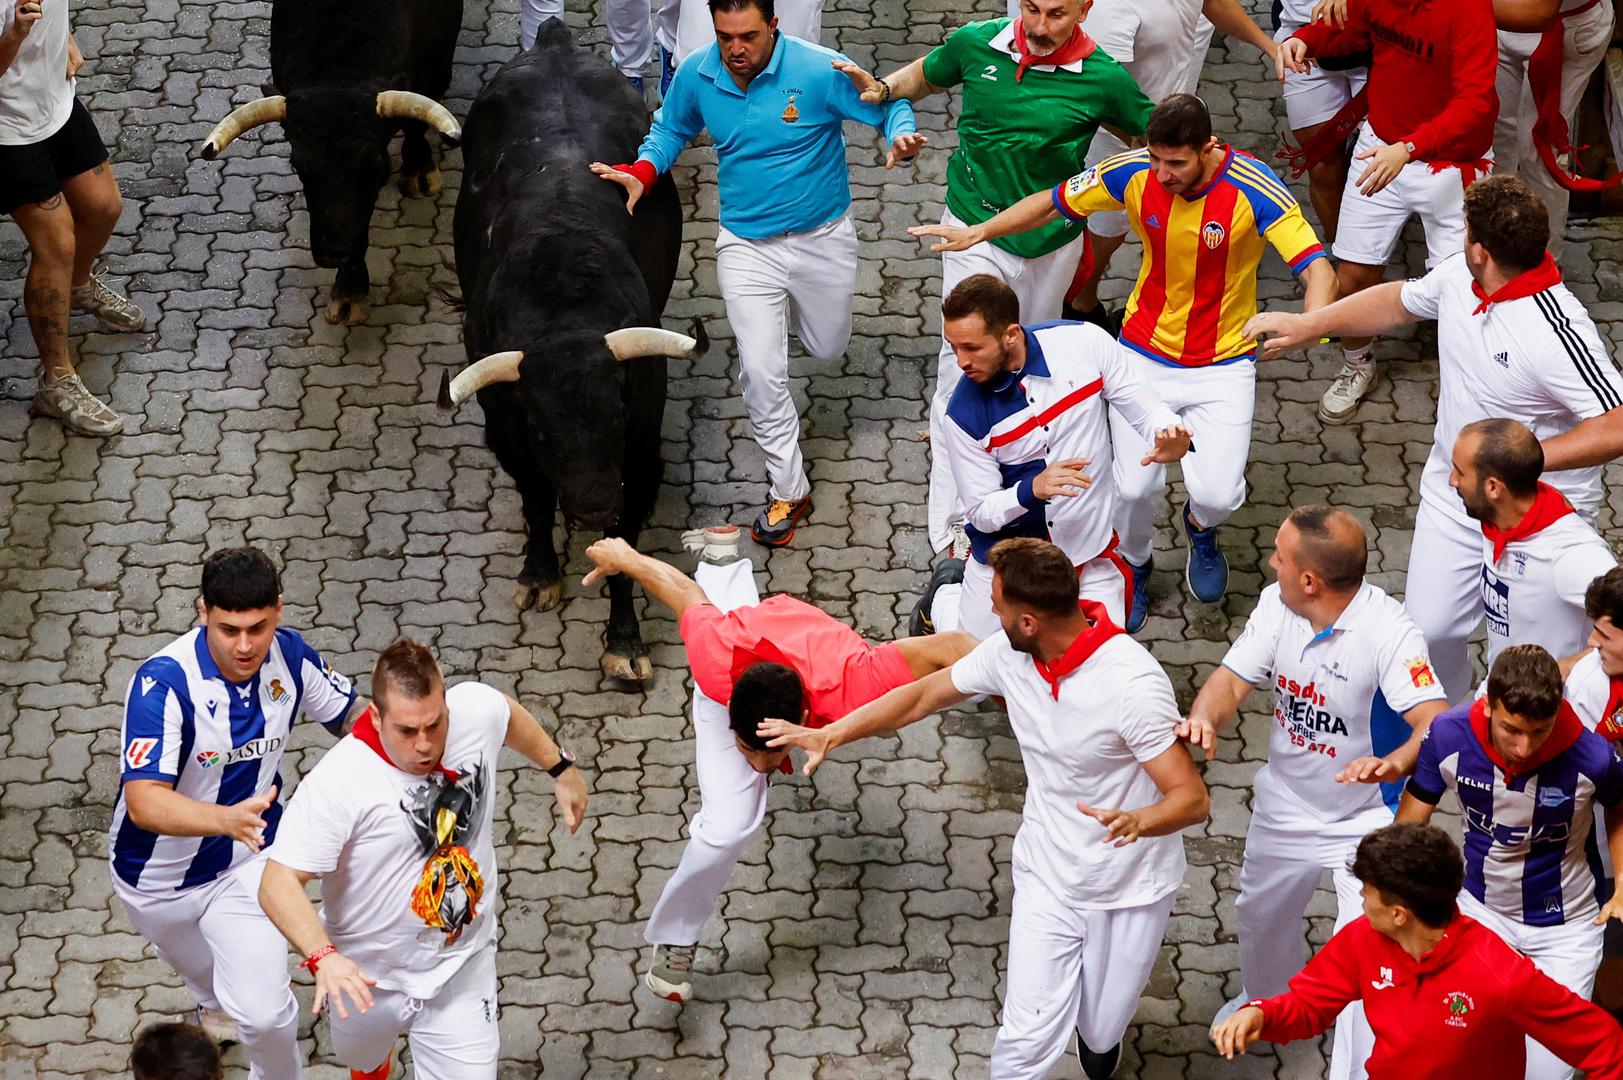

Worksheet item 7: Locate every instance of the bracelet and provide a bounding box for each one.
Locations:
[878,81,892,104]
[300,944,337,972]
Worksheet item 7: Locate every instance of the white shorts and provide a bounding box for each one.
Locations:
[329,940,501,1079]
[959,546,1130,639]
[1275,23,1369,131]
[1332,122,1479,269]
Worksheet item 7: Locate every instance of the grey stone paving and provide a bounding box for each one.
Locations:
[3,0,1623,1077]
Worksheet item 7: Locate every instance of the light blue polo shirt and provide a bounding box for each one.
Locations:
[637,32,916,240]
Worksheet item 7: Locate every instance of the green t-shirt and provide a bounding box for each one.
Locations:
[922,18,1154,259]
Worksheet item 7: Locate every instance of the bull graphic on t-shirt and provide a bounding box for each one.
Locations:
[400,757,489,944]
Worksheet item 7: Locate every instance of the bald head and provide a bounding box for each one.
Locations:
[1458,418,1543,498]
[1283,505,1367,593]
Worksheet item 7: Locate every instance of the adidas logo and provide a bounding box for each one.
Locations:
[1145,214,1162,229]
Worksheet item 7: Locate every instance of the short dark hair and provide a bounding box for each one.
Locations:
[988,538,1080,618]
[1350,823,1463,930]
[1485,644,1564,722]
[1464,174,1549,274]
[131,1023,222,1080]
[1285,504,1367,592]
[1461,417,1543,498]
[942,273,1021,337]
[1585,566,1623,627]
[1145,93,1213,151]
[708,0,774,20]
[200,547,281,611]
[373,637,444,715]
[728,661,803,749]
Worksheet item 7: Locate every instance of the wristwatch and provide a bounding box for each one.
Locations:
[547,747,577,778]
[1401,140,1416,156]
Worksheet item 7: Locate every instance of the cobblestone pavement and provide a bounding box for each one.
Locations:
[4,0,1623,1077]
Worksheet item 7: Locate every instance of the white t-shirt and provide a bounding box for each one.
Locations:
[1400,255,1623,524]
[949,623,1187,910]
[0,0,74,146]
[1481,513,1616,671]
[272,681,510,999]
[1222,582,1445,827]
[1566,650,1619,734]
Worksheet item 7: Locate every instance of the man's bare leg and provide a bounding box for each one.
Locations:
[1319,259,1386,425]
[11,193,77,381]
[60,161,121,288]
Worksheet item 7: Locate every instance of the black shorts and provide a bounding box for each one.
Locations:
[0,98,110,216]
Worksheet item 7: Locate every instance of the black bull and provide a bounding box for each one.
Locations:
[446,22,697,681]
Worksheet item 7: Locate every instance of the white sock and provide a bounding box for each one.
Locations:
[1342,344,1375,371]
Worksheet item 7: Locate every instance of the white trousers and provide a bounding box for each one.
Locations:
[717,214,858,503]
[1494,2,1615,257]
[990,863,1176,1078]
[329,940,500,1078]
[521,0,653,79]
[1402,496,1483,701]
[927,207,1084,552]
[1109,357,1256,566]
[114,857,302,1080]
[1458,892,1605,1080]
[960,550,1130,639]
[1333,122,1475,269]
[646,558,771,945]
[1236,812,1377,1080]
[657,0,823,59]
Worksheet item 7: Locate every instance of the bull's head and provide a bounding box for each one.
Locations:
[438,321,708,531]
[198,88,459,268]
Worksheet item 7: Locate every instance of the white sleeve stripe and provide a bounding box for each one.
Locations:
[1533,291,1623,411]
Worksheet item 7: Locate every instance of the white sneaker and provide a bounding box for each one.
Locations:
[33,372,124,436]
[644,943,695,1002]
[680,524,742,565]
[1211,993,1250,1029]
[71,274,146,332]
[195,1005,239,1045]
[1318,361,1376,425]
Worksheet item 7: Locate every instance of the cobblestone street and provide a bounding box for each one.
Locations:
[4,0,1623,1076]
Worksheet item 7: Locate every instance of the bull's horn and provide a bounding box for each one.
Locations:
[604,318,710,361]
[376,91,462,145]
[199,96,287,159]
[437,351,523,411]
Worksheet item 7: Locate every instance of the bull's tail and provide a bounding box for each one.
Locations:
[433,284,466,312]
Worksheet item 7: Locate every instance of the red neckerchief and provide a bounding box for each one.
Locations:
[729,642,812,775]
[353,703,460,781]
[1011,22,1096,82]
[1599,674,1623,741]
[1468,696,1584,781]
[1031,600,1123,699]
[1481,482,1575,562]
[1470,252,1562,315]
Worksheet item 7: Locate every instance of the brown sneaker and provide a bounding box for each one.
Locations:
[750,495,812,547]
[33,372,124,436]
[71,274,146,332]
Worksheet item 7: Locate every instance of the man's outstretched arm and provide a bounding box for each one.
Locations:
[758,667,971,774]
[582,537,709,618]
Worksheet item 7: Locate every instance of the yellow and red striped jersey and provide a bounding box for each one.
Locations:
[1051,146,1326,367]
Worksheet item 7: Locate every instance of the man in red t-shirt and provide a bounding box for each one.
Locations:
[581,533,975,1004]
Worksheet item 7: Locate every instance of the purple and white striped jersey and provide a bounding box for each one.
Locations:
[1407,699,1623,926]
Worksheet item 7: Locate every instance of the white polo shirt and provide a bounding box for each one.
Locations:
[1400,254,1623,524]
[1222,582,1446,829]
[949,608,1187,910]
[271,681,510,999]
[1481,513,1616,671]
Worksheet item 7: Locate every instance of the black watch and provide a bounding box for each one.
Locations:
[547,747,577,778]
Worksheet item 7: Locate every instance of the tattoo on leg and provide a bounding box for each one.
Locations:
[22,279,69,369]
[35,193,63,210]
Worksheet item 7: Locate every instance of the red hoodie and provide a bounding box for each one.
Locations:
[1291,0,1497,163]
[1256,914,1623,1078]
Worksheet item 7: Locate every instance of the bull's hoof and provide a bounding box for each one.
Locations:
[324,294,370,326]
[399,166,442,198]
[601,650,654,683]
[514,577,562,612]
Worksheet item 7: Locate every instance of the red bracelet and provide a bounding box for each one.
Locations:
[300,944,337,972]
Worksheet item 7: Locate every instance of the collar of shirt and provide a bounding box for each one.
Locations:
[1303,581,1375,646]
[1031,600,1123,699]
[353,702,461,782]
[988,326,1052,393]
[192,630,253,690]
[1181,145,1237,202]
[999,20,1097,81]
[1468,696,1584,781]
[1481,482,1575,562]
[696,29,787,98]
[1470,251,1562,315]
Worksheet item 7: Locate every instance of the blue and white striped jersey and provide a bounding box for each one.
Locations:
[108,627,356,893]
[1408,700,1623,926]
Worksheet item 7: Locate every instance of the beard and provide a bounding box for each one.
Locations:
[1003,619,1039,655]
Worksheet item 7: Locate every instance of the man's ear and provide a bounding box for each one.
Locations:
[196,597,207,623]
[801,707,811,725]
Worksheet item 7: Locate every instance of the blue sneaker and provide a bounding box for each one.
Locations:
[626,74,645,95]
[1125,559,1152,633]
[659,43,676,97]
[1182,504,1228,603]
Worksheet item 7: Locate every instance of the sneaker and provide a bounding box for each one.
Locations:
[33,372,125,436]
[1318,360,1376,425]
[750,495,811,548]
[645,943,695,1002]
[945,521,971,562]
[1211,992,1249,1029]
[350,1052,392,1080]
[909,556,965,636]
[1182,504,1228,604]
[194,1005,238,1046]
[626,74,644,95]
[1075,1031,1121,1080]
[658,43,676,97]
[1125,559,1152,633]
[681,523,742,565]
[71,274,146,332]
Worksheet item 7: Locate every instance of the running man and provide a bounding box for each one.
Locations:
[914,94,1335,629]
[577,530,977,1003]
[764,538,1209,1079]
